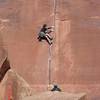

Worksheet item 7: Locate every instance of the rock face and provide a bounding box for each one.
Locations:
[0,58,10,82]
[52,0,100,84]
[0,69,33,100]
[0,68,8,100]
[0,0,100,100]
[23,92,86,100]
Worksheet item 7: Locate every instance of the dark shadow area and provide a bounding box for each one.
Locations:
[0,58,10,82]
[51,84,61,92]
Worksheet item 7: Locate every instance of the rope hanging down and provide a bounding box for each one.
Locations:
[48,0,57,86]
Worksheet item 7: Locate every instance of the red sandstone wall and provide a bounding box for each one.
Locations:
[0,0,100,99]
[52,0,100,84]
[0,0,54,85]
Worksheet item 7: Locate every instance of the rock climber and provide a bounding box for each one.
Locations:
[37,24,53,45]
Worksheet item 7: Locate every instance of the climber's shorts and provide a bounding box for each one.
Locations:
[39,32,46,37]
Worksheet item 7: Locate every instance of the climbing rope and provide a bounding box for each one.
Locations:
[48,45,52,85]
[48,0,57,87]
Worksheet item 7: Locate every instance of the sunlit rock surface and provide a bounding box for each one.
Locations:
[23,92,86,100]
[0,69,33,100]
[0,0,100,100]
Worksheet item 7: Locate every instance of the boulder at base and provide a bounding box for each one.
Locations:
[0,69,33,100]
[23,91,86,100]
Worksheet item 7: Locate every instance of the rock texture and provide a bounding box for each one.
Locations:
[0,69,33,100]
[23,92,86,100]
[0,0,100,100]
[0,68,8,100]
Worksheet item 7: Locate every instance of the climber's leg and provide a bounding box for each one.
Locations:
[46,34,53,40]
[45,36,52,45]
